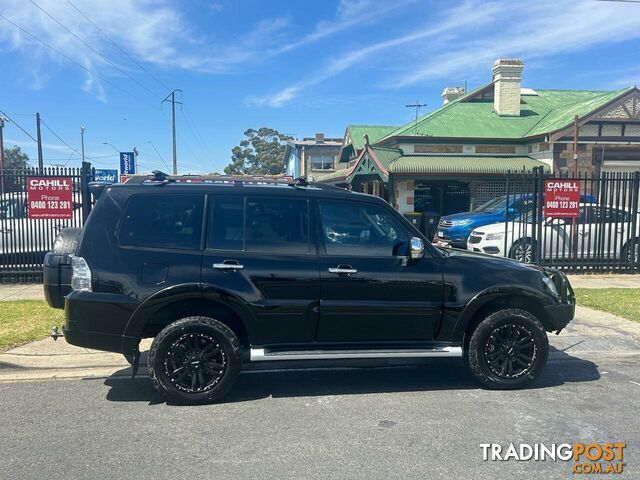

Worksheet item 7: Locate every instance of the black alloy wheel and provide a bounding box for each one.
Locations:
[149,316,241,404]
[164,333,227,393]
[483,323,537,379]
[467,308,548,389]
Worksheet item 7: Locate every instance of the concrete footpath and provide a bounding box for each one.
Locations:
[0,306,639,383]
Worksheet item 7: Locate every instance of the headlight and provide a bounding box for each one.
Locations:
[541,274,558,298]
[485,232,504,241]
[452,219,472,226]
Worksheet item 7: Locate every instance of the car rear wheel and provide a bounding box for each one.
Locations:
[148,316,241,404]
[467,308,548,389]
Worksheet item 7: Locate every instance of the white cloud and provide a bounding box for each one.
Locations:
[0,0,413,101]
[393,0,640,87]
[250,0,640,107]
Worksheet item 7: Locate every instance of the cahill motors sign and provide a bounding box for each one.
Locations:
[26,176,74,219]
[544,179,581,218]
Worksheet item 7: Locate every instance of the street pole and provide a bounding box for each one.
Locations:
[36,112,43,170]
[572,115,579,175]
[80,126,86,163]
[0,115,5,195]
[162,89,182,175]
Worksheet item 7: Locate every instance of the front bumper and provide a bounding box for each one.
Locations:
[436,228,467,248]
[543,270,576,332]
[467,236,504,256]
[544,302,575,332]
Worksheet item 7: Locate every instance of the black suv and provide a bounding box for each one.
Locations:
[44,178,575,404]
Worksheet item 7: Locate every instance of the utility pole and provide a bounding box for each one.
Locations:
[80,126,86,163]
[572,115,579,175]
[0,115,6,195]
[405,100,427,134]
[36,112,43,170]
[162,89,182,175]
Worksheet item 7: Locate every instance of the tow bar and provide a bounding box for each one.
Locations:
[50,326,64,341]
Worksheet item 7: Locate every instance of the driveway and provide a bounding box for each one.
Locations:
[0,306,638,479]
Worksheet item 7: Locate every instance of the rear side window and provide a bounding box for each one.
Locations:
[246,197,309,254]
[207,197,244,250]
[118,194,204,250]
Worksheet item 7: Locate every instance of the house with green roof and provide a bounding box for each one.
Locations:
[319,58,640,216]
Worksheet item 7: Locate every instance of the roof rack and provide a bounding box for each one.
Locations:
[130,172,345,192]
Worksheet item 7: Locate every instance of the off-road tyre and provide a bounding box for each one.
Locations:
[148,316,241,404]
[467,308,548,390]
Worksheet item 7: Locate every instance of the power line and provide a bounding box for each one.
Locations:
[0,110,38,143]
[40,119,79,154]
[0,14,155,108]
[65,0,171,91]
[39,118,83,166]
[147,141,172,172]
[182,103,213,161]
[29,0,160,98]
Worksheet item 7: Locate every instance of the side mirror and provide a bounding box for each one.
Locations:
[410,237,425,259]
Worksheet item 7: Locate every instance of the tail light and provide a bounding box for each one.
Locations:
[71,256,92,292]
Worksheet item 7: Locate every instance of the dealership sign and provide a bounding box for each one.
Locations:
[120,152,136,175]
[26,176,74,219]
[544,180,581,218]
[94,169,118,183]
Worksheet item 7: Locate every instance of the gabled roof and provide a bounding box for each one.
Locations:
[379,86,634,142]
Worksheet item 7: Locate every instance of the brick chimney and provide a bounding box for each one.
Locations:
[492,58,524,116]
[315,132,325,143]
[442,87,465,105]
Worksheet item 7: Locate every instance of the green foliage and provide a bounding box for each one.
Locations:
[575,288,640,323]
[2,145,29,170]
[0,300,64,351]
[224,128,292,175]
[2,146,30,192]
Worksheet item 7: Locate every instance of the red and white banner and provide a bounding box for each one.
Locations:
[544,179,581,218]
[26,176,74,219]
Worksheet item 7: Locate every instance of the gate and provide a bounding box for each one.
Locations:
[497,168,640,272]
[0,163,92,283]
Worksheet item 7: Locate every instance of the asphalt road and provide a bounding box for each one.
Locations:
[1,349,638,479]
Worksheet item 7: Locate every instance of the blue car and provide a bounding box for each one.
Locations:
[436,193,595,248]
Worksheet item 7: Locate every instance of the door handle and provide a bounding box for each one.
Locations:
[213,260,244,271]
[328,264,357,275]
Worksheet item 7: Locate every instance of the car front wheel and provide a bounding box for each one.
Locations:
[467,308,548,389]
[148,316,241,404]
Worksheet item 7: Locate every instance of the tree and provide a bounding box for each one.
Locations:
[224,128,292,175]
[2,146,30,192]
[2,145,29,170]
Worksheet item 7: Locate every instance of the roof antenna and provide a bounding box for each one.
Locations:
[405,99,427,135]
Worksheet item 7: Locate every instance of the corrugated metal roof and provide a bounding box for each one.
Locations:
[314,168,350,182]
[346,125,397,150]
[380,87,633,141]
[390,156,551,174]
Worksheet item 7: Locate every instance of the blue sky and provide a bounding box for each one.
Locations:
[1,0,639,174]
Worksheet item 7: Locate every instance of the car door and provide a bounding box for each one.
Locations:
[201,193,320,346]
[315,198,443,343]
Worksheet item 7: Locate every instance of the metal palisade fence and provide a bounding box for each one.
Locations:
[468,167,640,272]
[0,163,92,283]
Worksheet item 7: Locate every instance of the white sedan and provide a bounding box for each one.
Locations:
[467,203,640,263]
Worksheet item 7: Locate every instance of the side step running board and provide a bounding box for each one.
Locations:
[250,346,462,361]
